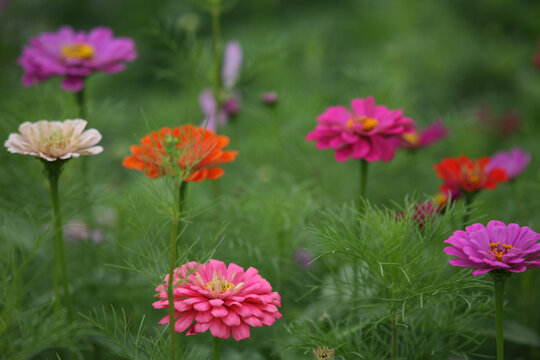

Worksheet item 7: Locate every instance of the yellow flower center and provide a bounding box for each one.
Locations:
[204,273,236,294]
[489,242,515,262]
[403,132,420,145]
[62,43,95,60]
[346,116,379,131]
[433,192,448,208]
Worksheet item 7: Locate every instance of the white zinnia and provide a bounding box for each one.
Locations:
[4,119,103,161]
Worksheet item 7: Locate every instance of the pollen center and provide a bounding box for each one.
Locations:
[205,274,235,294]
[489,242,515,262]
[62,43,95,60]
[346,116,379,131]
[403,132,420,145]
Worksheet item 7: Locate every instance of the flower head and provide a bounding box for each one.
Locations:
[19,26,136,92]
[476,107,520,136]
[64,220,102,243]
[153,260,282,341]
[261,92,279,106]
[444,220,540,276]
[122,124,238,182]
[5,119,103,161]
[222,41,242,90]
[401,120,449,149]
[294,248,314,268]
[306,97,415,162]
[313,346,335,359]
[486,148,531,180]
[434,155,508,194]
[534,39,540,70]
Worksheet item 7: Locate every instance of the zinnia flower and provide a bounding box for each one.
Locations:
[153,260,282,341]
[476,107,520,136]
[486,148,531,179]
[534,39,540,70]
[19,26,136,92]
[444,220,540,276]
[200,41,243,131]
[4,119,103,161]
[64,220,102,243]
[401,120,449,149]
[434,155,508,194]
[305,97,415,162]
[122,124,238,182]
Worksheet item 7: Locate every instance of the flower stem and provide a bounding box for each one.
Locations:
[168,181,187,360]
[358,159,368,211]
[45,160,72,323]
[213,337,221,360]
[391,317,398,359]
[211,1,223,132]
[75,89,86,119]
[494,277,506,360]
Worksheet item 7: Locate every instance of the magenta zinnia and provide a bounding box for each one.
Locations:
[19,26,136,92]
[153,260,281,341]
[444,220,540,276]
[306,97,415,162]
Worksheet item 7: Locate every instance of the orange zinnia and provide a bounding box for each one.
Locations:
[122,124,238,182]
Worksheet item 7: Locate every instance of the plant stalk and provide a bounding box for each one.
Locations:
[213,337,221,360]
[391,317,398,359]
[358,159,368,211]
[211,2,223,132]
[495,278,506,360]
[45,161,72,322]
[168,181,187,360]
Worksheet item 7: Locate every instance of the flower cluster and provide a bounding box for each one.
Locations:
[122,124,238,181]
[200,41,243,131]
[153,260,281,341]
[4,119,103,161]
[306,97,415,162]
[444,220,540,276]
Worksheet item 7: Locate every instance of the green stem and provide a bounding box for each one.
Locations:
[168,181,187,360]
[213,337,221,360]
[462,192,474,226]
[494,278,506,360]
[391,317,398,359]
[45,161,72,323]
[75,89,86,119]
[211,3,223,132]
[358,160,368,211]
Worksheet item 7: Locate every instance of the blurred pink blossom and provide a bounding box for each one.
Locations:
[486,148,531,179]
[401,120,449,149]
[19,26,136,92]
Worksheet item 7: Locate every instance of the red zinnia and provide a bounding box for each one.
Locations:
[434,155,508,193]
[122,124,238,181]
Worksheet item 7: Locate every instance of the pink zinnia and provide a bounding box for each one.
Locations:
[153,260,281,341]
[444,221,540,276]
[19,26,136,92]
[305,97,415,162]
[401,120,449,149]
[486,148,531,179]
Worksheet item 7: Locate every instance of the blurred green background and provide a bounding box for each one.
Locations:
[1,0,540,359]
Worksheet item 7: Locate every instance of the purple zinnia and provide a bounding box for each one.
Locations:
[19,26,136,92]
[486,148,531,179]
[444,220,540,276]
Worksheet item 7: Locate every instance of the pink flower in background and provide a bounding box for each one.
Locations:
[200,41,243,131]
[153,259,281,341]
[306,97,415,162]
[476,107,521,136]
[534,39,540,70]
[64,220,102,243]
[294,248,314,268]
[261,91,279,106]
[19,26,136,92]
[222,41,242,89]
[444,221,540,276]
[486,148,531,179]
[401,120,449,149]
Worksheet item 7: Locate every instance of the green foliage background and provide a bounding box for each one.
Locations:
[1,0,540,359]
